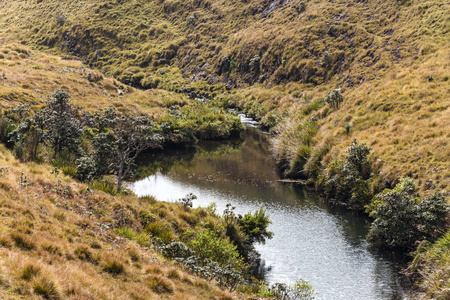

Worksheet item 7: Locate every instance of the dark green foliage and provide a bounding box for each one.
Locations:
[368,178,448,249]
[0,115,14,145]
[238,207,273,245]
[323,139,373,209]
[344,138,372,180]
[188,228,244,270]
[161,240,243,290]
[38,89,82,157]
[8,118,43,161]
[75,156,96,182]
[87,107,164,192]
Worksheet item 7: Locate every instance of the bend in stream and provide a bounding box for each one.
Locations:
[130,129,410,300]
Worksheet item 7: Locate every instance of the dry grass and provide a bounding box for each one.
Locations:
[0,144,249,299]
[0,42,187,118]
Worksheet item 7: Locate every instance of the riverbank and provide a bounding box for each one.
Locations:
[130,129,413,299]
[0,143,254,299]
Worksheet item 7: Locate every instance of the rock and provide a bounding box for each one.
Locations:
[117,89,124,96]
[199,70,208,78]
[201,62,210,69]
[160,70,165,75]
[208,76,219,85]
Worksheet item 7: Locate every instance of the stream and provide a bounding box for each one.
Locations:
[130,129,409,300]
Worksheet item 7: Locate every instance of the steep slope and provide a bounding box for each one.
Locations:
[2,0,447,90]
[0,143,249,299]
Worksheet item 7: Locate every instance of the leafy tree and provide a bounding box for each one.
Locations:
[89,108,163,192]
[38,89,82,157]
[8,118,43,161]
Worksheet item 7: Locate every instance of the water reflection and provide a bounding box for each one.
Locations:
[130,130,409,300]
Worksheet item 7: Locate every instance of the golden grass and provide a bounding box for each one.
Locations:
[0,143,249,299]
[0,42,189,118]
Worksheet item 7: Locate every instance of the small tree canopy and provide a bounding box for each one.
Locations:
[38,89,82,157]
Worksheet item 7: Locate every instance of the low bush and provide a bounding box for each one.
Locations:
[367,178,448,249]
[188,228,244,270]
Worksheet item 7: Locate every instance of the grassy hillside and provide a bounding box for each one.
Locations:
[2,0,448,90]
[0,142,250,299]
[1,0,448,193]
[0,0,449,298]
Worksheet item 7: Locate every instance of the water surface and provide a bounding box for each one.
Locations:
[130,130,408,300]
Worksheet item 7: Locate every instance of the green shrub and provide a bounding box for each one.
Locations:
[368,179,448,249]
[324,89,343,110]
[162,241,193,259]
[238,207,273,245]
[75,156,96,182]
[178,193,197,210]
[188,228,244,270]
[138,210,156,227]
[323,139,373,209]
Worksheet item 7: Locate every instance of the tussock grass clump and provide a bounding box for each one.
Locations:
[128,247,140,262]
[167,267,181,280]
[146,264,163,275]
[103,257,125,276]
[33,276,60,299]
[10,232,36,251]
[148,274,174,294]
[74,246,97,263]
[20,263,41,280]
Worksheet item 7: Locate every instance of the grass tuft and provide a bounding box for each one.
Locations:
[148,274,174,294]
[33,276,60,299]
[10,232,36,251]
[103,257,125,276]
[20,263,41,280]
